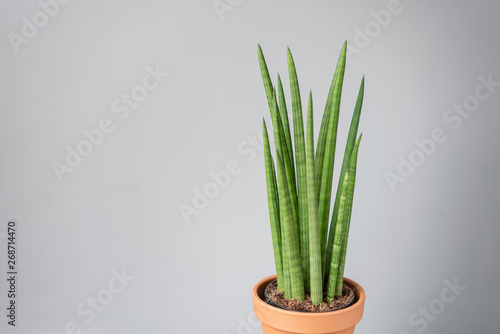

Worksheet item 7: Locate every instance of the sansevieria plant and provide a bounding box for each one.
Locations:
[259,42,364,305]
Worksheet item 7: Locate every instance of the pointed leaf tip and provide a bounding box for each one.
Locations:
[258,45,265,59]
[341,41,347,53]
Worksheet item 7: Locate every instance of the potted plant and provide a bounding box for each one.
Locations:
[252,41,366,334]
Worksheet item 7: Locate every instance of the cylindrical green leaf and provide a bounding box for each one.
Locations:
[262,119,284,291]
[287,48,309,290]
[305,91,322,304]
[325,76,364,279]
[277,73,296,182]
[318,43,347,271]
[315,42,345,198]
[276,151,305,301]
[326,171,350,302]
[270,90,299,243]
[335,134,362,296]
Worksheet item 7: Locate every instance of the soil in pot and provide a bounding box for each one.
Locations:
[265,280,355,313]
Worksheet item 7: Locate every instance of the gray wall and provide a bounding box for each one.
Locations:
[1,0,499,333]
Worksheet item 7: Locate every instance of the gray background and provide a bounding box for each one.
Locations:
[1,0,499,333]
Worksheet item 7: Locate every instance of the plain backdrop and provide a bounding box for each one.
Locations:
[1,0,499,333]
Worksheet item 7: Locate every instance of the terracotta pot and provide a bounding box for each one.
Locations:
[252,275,365,334]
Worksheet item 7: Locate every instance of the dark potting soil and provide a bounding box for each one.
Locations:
[266,280,354,312]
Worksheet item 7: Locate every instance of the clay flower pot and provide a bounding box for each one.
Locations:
[253,275,365,334]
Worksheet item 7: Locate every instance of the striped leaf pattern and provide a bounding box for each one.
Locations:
[326,134,362,301]
[271,90,299,242]
[325,170,351,302]
[305,91,323,304]
[258,42,364,302]
[315,42,345,198]
[335,134,362,296]
[262,119,284,291]
[325,76,365,279]
[287,49,310,290]
[258,47,297,222]
[277,74,296,181]
[318,43,347,269]
[277,151,305,301]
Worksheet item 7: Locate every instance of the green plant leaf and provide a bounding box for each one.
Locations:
[257,45,274,110]
[258,42,365,303]
[305,91,323,304]
[317,42,347,270]
[276,151,305,301]
[315,42,345,199]
[325,170,350,302]
[277,73,296,182]
[287,48,309,289]
[270,90,299,243]
[262,119,284,291]
[259,46,299,243]
[335,134,362,296]
[325,76,364,279]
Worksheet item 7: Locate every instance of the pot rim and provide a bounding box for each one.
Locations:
[264,279,356,313]
[253,274,365,318]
